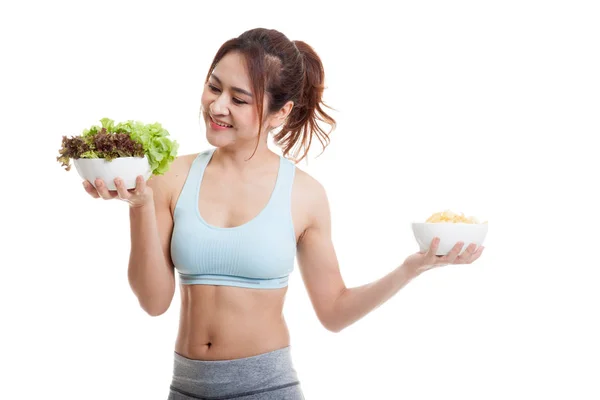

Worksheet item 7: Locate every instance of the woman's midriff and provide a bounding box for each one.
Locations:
[174,283,291,361]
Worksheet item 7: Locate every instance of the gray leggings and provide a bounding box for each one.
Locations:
[167,346,305,399]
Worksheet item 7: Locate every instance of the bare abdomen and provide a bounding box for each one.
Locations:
[174,284,291,361]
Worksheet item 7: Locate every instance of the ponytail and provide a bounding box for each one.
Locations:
[273,40,336,163]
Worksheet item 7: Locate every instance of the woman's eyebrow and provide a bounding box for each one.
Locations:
[210,74,253,98]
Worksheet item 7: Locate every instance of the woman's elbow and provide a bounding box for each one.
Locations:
[321,315,343,333]
[145,304,169,317]
[326,322,344,333]
[140,296,172,317]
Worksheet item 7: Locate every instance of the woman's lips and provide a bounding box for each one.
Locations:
[209,115,233,130]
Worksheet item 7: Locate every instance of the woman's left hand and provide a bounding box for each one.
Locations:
[402,237,485,277]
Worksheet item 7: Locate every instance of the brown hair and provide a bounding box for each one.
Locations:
[205,28,336,163]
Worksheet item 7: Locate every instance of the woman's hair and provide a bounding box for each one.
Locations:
[205,28,336,163]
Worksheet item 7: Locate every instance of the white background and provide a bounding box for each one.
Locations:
[1,0,599,399]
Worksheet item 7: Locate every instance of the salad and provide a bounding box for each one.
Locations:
[57,117,179,175]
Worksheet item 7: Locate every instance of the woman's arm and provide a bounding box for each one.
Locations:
[127,172,176,316]
[295,176,347,332]
[296,178,416,333]
[326,265,417,332]
[329,240,483,332]
[296,175,484,333]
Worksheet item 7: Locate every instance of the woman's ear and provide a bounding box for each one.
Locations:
[270,101,294,129]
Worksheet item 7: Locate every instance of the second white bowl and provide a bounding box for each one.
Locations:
[412,222,488,256]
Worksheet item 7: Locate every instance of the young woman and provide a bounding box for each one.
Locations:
[83,27,484,400]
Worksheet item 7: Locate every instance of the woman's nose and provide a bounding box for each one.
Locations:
[210,95,230,115]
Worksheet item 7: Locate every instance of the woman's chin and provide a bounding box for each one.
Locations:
[206,131,234,148]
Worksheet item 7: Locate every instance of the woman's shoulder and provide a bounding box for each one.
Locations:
[292,165,329,215]
[146,152,202,193]
[172,152,202,170]
[151,153,197,179]
[293,166,324,193]
[170,148,215,171]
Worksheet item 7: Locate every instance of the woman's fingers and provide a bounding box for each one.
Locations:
[94,178,118,200]
[82,180,100,199]
[449,243,486,264]
[421,238,485,271]
[83,177,151,206]
[467,245,485,263]
[438,241,464,264]
[455,243,478,264]
[114,178,130,200]
[133,175,146,196]
[425,237,440,257]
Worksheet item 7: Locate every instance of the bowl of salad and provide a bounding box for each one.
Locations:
[57,118,179,190]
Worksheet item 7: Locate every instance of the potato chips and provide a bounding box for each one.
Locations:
[426,210,487,224]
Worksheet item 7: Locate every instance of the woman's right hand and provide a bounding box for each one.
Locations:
[82,176,154,208]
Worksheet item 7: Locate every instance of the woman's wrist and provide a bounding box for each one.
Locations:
[129,197,155,211]
[397,261,423,280]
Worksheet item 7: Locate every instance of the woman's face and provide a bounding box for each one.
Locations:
[201,51,268,149]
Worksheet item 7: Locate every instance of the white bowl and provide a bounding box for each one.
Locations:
[412,222,488,256]
[73,156,152,190]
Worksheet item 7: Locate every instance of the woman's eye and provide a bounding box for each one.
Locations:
[207,83,246,105]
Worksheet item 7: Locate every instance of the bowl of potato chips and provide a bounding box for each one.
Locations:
[412,210,488,256]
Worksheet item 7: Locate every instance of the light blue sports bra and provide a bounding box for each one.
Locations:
[170,148,297,289]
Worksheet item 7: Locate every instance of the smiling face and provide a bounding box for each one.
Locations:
[201,51,277,151]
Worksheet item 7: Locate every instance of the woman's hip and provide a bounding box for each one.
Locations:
[168,345,305,399]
